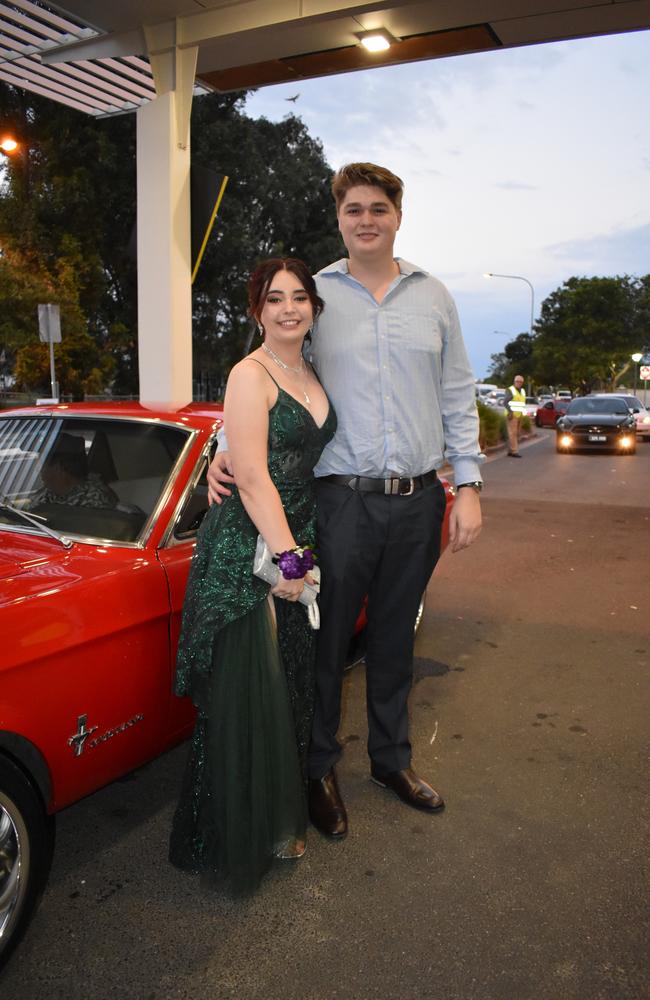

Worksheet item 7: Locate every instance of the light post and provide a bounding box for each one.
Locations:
[484,272,535,393]
[484,272,535,339]
[631,352,643,395]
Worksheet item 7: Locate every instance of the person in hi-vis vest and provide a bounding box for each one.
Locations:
[504,374,526,457]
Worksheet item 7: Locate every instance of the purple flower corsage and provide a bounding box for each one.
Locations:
[274,547,315,580]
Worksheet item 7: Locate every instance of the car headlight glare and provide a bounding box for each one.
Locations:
[620,436,633,448]
[559,434,573,447]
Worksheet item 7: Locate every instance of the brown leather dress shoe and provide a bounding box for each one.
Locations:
[308,768,348,839]
[370,765,445,812]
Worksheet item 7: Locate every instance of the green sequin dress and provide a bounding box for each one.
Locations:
[169,381,336,894]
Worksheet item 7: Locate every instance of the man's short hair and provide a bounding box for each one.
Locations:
[331,162,404,211]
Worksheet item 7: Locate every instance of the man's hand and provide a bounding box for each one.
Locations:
[207,451,236,505]
[448,488,482,553]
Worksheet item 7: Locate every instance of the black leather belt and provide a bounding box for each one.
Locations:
[321,470,437,496]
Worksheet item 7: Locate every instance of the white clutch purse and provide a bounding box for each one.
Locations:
[253,535,321,629]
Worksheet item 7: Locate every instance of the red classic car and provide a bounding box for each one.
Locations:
[0,402,454,966]
[534,398,571,427]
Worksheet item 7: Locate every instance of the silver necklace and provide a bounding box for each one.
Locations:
[262,342,304,374]
[262,343,311,405]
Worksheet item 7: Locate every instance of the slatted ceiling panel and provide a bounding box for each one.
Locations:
[6,0,86,34]
[0,0,207,117]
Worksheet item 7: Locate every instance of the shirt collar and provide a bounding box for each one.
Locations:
[318,257,428,278]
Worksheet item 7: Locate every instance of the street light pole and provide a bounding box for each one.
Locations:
[484,272,535,393]
[631,352,643,395]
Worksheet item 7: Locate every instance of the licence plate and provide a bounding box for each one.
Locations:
[588,435,606,442]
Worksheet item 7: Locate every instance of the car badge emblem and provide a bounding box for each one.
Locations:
[68,714,98,757]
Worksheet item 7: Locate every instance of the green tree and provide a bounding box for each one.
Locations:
[0,240,115,397]
[486,332,535,386]
[189,99,342,389]
[530,275,647,392]
[1,83,341,397]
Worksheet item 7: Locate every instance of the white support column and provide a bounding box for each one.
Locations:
[136,42,197,409]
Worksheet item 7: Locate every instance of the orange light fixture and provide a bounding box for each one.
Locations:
[0,136,19,154]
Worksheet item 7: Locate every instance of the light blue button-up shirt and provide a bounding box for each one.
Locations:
[310,258,484,484]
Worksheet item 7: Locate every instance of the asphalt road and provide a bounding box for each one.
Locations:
[4,430,649,1000]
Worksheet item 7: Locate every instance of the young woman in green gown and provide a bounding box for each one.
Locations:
[170,258,336,893]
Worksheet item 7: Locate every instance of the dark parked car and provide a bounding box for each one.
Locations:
[589,394,650,441]
[535,399,570,427]
[556,397,637,454]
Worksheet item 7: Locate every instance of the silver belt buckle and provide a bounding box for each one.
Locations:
[387,476,414,496]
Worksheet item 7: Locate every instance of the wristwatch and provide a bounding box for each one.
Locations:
[456,481,483,494]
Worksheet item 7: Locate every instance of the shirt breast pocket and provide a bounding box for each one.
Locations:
[395,307,443,356]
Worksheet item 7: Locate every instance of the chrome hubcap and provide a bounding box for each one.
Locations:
[0,792,27,948]
[414,593,426,633]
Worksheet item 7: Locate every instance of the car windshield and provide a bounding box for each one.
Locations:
[566,398,630,416]
[0,415,189,542]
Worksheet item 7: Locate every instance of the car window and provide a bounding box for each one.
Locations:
[567,398,630,416]
[173,455,210,540]
[0,416,189,543]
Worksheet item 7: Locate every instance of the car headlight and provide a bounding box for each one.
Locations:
[620,436,634,449]
[559,434,573,447]
[642,416,650,425]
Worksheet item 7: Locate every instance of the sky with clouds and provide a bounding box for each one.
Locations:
[245,29,650,379]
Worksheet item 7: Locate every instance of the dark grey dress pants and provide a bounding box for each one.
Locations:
[308,477,446,779]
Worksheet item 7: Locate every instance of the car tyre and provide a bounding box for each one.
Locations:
[0,756,55,970]
[535,414,541,427]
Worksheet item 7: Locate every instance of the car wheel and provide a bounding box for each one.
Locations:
[0,756,55,970]
[413,590,427,633]
[535,414,541,427]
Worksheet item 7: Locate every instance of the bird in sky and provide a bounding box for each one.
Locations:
[285,93,300,102]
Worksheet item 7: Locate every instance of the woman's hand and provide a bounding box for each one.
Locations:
[271,575,305,601]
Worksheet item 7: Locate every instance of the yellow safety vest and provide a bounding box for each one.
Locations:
[508,385,526,418]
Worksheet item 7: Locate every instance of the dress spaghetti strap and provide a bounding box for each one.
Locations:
[245,356,281,389]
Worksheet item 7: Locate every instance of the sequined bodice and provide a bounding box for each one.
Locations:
[267,389,336,490]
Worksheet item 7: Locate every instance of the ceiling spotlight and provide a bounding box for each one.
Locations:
[357,29,399,53]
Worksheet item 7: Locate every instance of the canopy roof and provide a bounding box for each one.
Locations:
[2,1,650,115]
